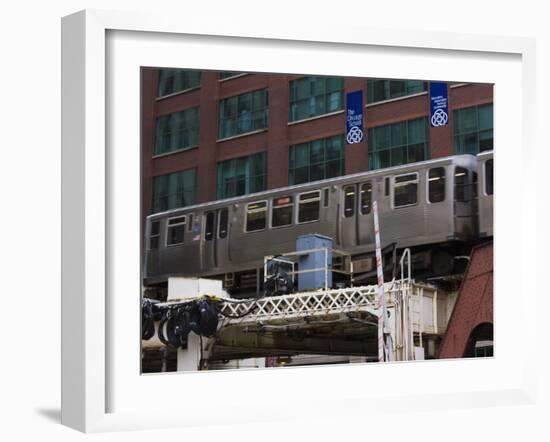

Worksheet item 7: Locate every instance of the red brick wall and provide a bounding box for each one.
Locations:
[438,241,494,358]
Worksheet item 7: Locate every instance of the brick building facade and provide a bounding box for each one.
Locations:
[439,241,494,358]
[141,69,493,224]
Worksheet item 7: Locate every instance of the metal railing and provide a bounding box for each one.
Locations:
[263,247,355,292]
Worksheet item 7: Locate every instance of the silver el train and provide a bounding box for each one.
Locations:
[144,151,494,294]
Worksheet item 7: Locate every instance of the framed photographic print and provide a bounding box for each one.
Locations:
[61,9,537,433]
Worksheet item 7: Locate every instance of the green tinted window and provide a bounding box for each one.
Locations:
[152,169,196,213]
[157,69,201,96]
[454,104,493,154]
[217,152,267,199]
[368,118,429,170]
[289,135,344,185]
[289,76,344,122]
[219,89,268,139]
[155,107,199,155]
[367,79,426,104]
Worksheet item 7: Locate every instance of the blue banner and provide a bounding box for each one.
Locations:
[346,90,364,144]
[429,82,449,127]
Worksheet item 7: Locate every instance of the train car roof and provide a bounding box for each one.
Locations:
[147,153,478,220]
[476,149,494,159]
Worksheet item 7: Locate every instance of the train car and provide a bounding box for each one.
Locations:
[477,150,493,238]
[144,154,482,294]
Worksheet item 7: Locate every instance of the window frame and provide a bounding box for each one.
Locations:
[157,69,202,98]
[218,208,229,239]
[288,134,345,186]
[218,88,269,140]
[427,167,446,204]
[216,152,267,200]
[204,211,216,241]
[343,184,357,218]
[244,200,268,233]
[296,190,322,224]
[153,107,200,157]
[392,172,419,209]
[152,168,197,214]
[366,79,427,105]
[148,220,161,250]
[270,196,294,229]
[360,181,373,215]
[453,103,494,155]
[454,166,470,202]
[367,117,429,171]
[165,215,187,247]
[288,76,345,123]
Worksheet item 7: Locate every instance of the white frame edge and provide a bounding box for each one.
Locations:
[61,9,537,433]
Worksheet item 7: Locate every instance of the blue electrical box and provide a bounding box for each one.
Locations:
[296,234,333,291]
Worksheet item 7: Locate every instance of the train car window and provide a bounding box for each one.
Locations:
[246,201,267,232]
[323,188,330,207]
[472,172,478,199]
[298,191,321,223]
[272,196,293,228]
[428,167,446,203]
[360,182,372,214]
[218,208,229,238]
[384,177,390,196]
[166,216,186,246]
[187,213,193,231]
[149,220,160,249]
[205,212,215,241]
[393,173,418,208]
[344,185,356,218]
[485,159,493,195]
[454,167,469,202]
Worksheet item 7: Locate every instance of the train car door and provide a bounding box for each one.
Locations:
[340,184,358,248]
[202,210,217,271]
[357,181,374,247]
[453,166,473,238]
[144,218,161,279]
[216,207,230,268]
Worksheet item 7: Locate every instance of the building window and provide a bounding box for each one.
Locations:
[152,169,197,213]
[367,79,426,104]
[297,191,321,224]
[154,107,199,155]
[217,152,267,199]
[272,196,293,228]
[368,118,429,170]
[288,135,344,185]
[454,104,493,154]
[289,76,344,122]
[245,201,267,232]
[428,167,446,203]
[393,173,418,208]
[485,159,493,195]
[219,89,268,139]
[166,216,186,246]
[157,69,201,97]
[219,72,244,80]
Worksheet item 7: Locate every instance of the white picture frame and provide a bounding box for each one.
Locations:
[61,9,538,433]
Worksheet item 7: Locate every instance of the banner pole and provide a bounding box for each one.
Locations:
[373,200,388,362]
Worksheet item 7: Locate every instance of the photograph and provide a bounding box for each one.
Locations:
[139,69,494,373]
